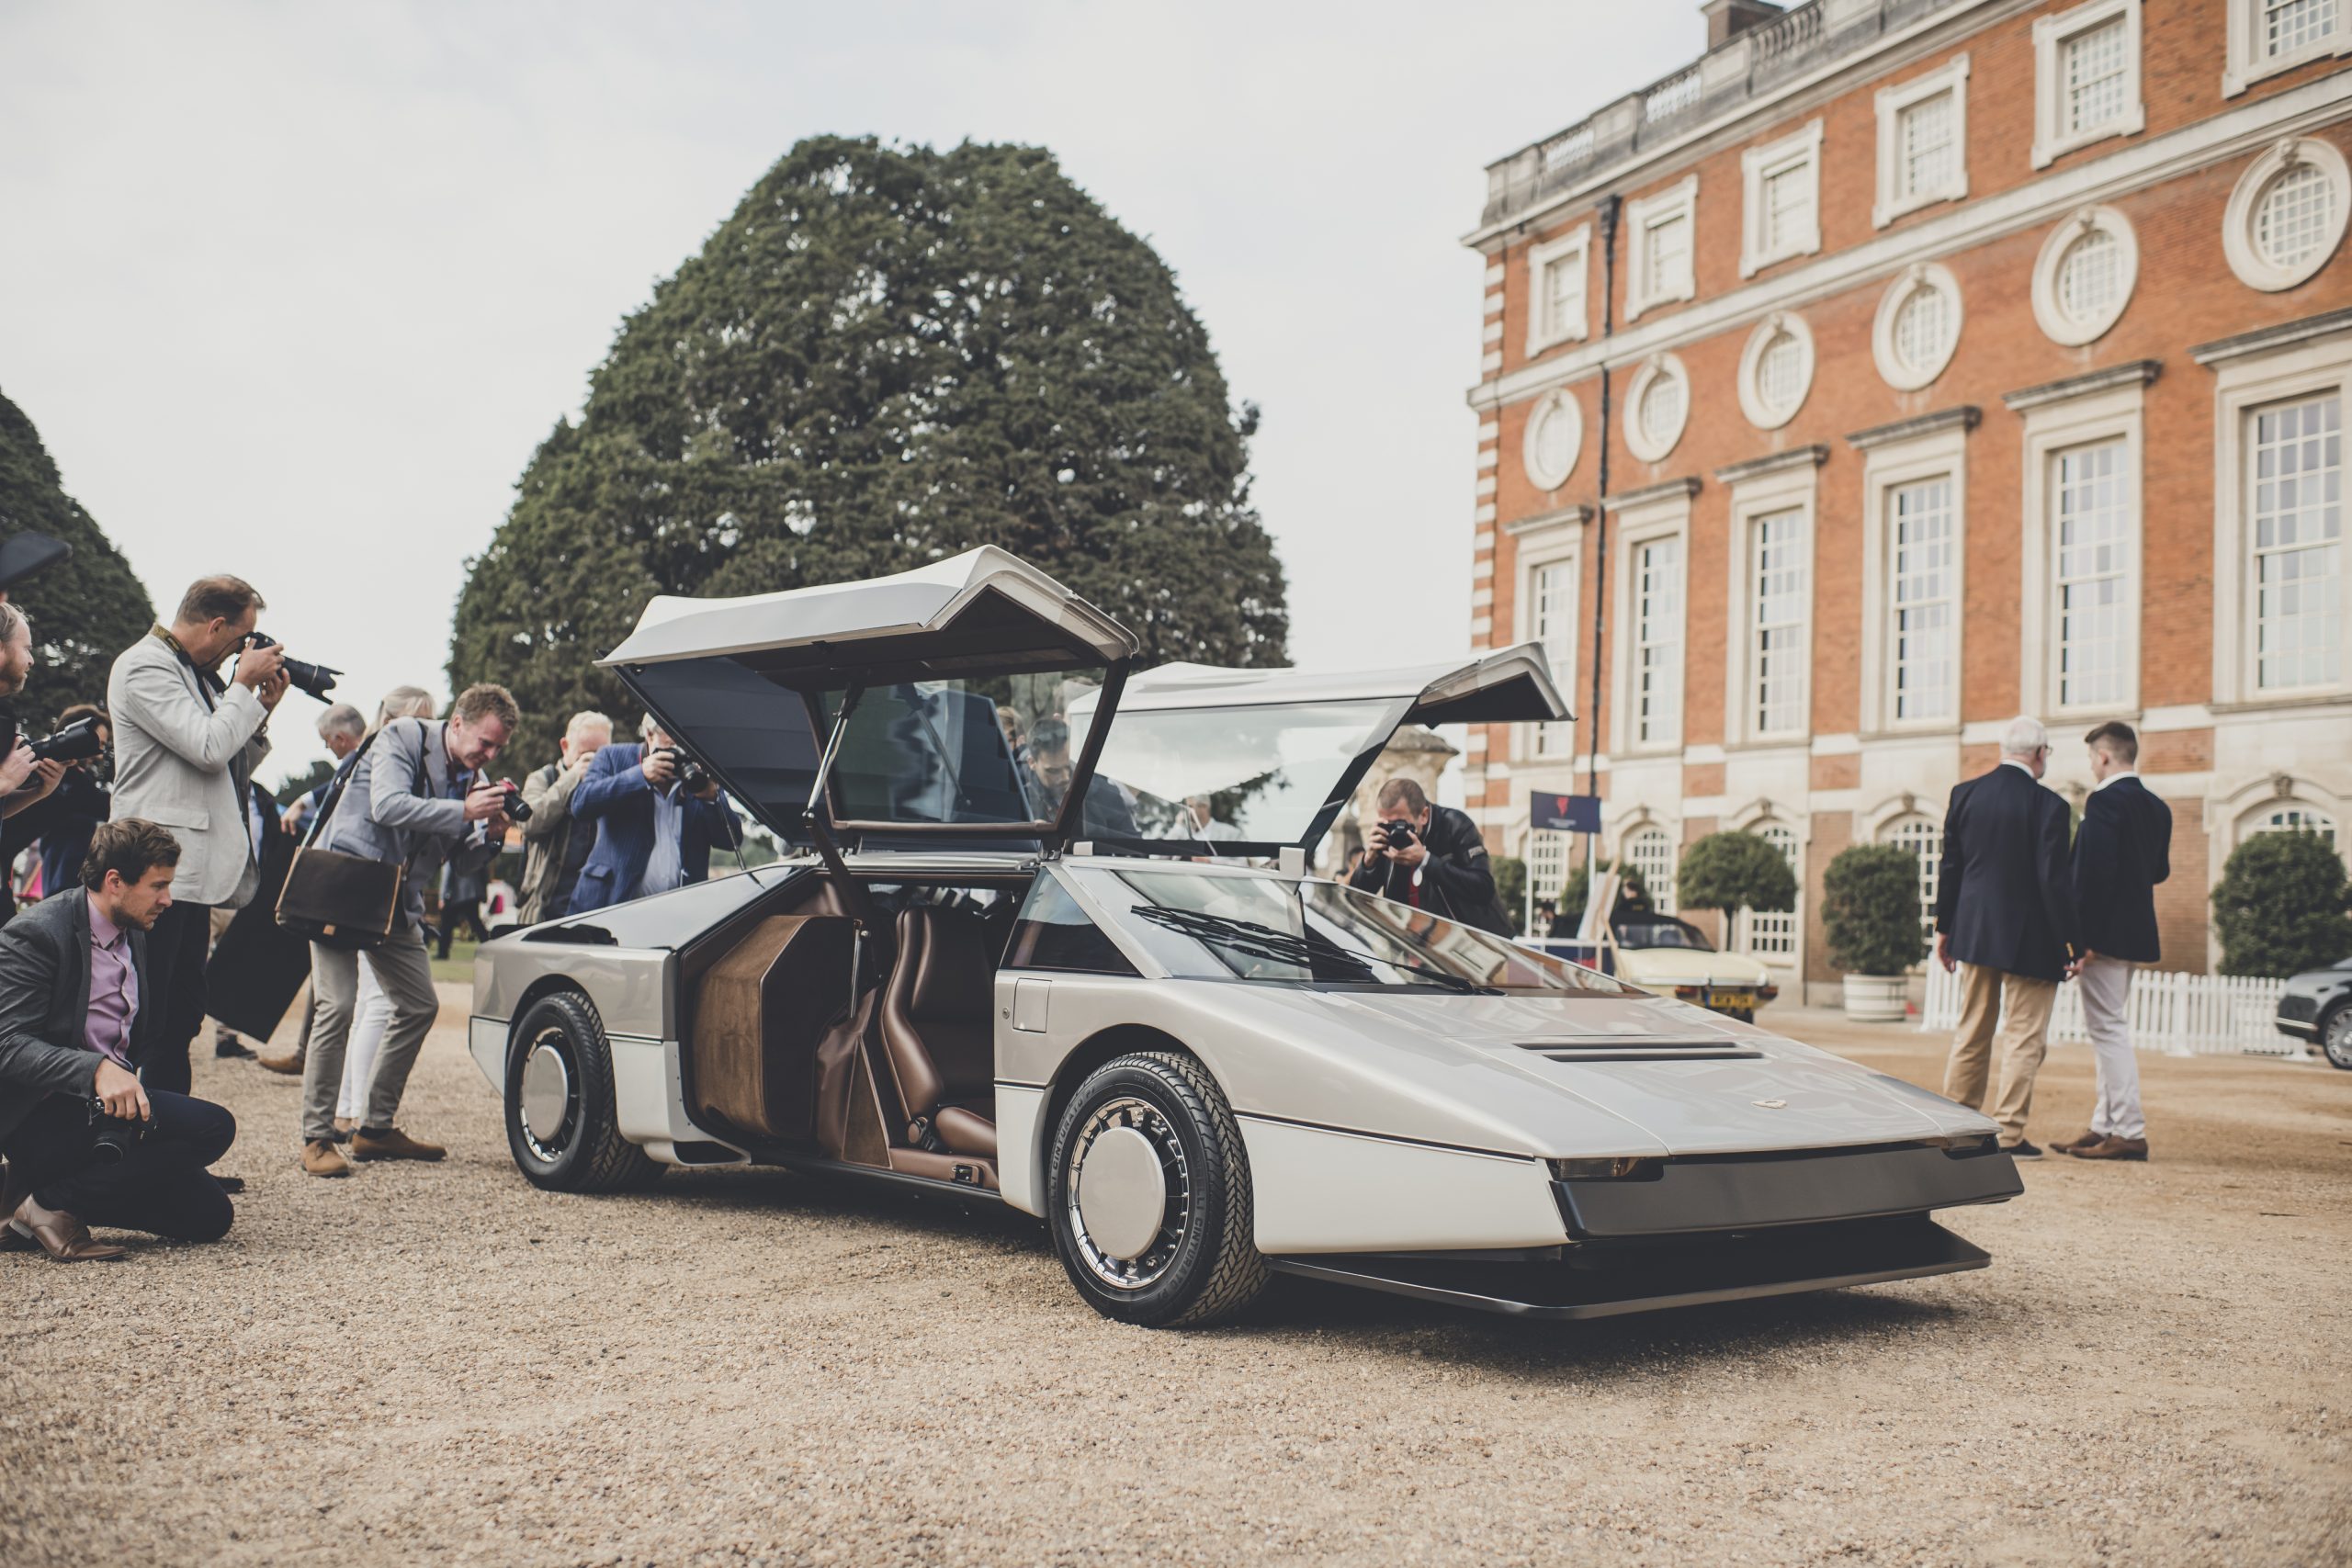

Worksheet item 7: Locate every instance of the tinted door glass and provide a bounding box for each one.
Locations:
[1007,874,1138,976]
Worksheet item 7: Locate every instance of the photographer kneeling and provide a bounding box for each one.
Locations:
[1346,777,1514,937]
[0,820,237,1260]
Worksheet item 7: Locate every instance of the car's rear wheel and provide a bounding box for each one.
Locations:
[505,991,662,1192]
[2322,1004,2352,1071]
[1047,1051,1268,1327]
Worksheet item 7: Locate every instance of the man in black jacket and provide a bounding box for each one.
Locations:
[1348,777,1512,936]
[2055,721,2171,1162]
[1934,716,2080,1157]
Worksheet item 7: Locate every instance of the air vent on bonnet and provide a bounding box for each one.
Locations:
[1519,1036,1762,1063]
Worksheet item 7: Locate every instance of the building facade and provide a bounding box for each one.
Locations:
[1463,0,2351,999]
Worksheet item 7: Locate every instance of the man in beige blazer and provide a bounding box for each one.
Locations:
[106,575,288,1093]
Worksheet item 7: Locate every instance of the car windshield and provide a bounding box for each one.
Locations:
[1073,698,1396,847]
[1103,870,1639,994]
[820,668,1106,828]
[1614,917,1714,952]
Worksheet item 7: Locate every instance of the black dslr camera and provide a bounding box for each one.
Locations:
[25,716,106,764]
[660,747,711,794]
[498,781,534,823]
[85,1097,149,1165]
[1378,818,1418,852]
[240,632,342,701]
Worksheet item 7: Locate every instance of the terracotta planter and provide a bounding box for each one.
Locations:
[1841,973,1908,1023]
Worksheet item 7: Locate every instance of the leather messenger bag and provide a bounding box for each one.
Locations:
[276,732,403,951]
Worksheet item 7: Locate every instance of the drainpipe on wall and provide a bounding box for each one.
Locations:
[1586,193,1621,886]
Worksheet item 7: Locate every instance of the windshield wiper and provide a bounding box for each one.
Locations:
[1132,905,1492,992]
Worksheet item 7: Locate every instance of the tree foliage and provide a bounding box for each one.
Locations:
[451,135,1290,765]
[2211,829,2352,978]
[1821,843,1928,976]
[1490,854,1526,938]
[1677,830,1798,915]
[1554,855,1652,931]
[0,389,156,727]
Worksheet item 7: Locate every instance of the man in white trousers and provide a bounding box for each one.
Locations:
[2058,721,2172,1162]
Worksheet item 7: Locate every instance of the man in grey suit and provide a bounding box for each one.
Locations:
[106,575,289,1094]
[298,683,518,1177]
[0,819,238,1260]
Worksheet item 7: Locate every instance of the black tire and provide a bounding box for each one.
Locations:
[2323,1005,2352,1071]
[504,991,663,1193]
[1047,1050,1268,1328]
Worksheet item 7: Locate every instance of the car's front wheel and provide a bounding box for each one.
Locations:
[505,991,662,1192]
[2322,1004,2352,1071]
[1047,1051,1268,1327]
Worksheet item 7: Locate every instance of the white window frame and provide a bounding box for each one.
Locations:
[1871,262,1965,391]
[1880,813,1946,958]
[2222,136,2352,294]
[1737,310,1816,431]
[1524,223,1591,357]
[1873,53,1970,228]
[1724,458,1818,749]
[2031,0,2144,169]
[1620,822,1680,916]
[1624,175,1699,322]
[2224,0,2352,96]
[2030,205,2141,346]
[1521,387,1585,491]
[1511,514,1583,761]
[2208,324,2352,707]
[1740,120,1824,278]
[1609,490,1690,758]
[2017,377,2146,721]
[1733,817,1804,969]
[1623,353,1692,464]
[1860,420,1970,737]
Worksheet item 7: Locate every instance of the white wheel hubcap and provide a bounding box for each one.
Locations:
[520,1040,572,1145]
[1077,1125,1168,1260]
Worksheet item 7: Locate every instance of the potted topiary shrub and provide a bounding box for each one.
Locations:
[1820,842,1929,1021]
[1676,829,1799,941]
[2211,829,2352,978]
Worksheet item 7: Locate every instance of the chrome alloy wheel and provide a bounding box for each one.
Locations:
[2326,1007,2352,1070]
[1064,1095,1192,1292]
[516,1028,580,1163]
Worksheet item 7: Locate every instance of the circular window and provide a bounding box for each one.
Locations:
[1521,389,1583,490]
[2224,138,2351,293]
[1736,311,1815,430]
[1871,263,1963,391]
[2030,206,2139,346]
[1622,354,1690,463]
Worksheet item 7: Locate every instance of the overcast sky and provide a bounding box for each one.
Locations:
[0,1,1692,788]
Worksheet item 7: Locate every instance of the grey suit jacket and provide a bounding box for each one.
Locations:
[314,717,496,931]
[0,888,146,1145]
[107,632,271,907]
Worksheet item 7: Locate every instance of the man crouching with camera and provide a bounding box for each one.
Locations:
[0,820,238,1260]
[1347,776,1515,937]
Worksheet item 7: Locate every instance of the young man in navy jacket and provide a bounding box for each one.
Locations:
[2057,721,2171,1162]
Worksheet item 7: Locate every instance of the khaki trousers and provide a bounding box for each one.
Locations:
[299,932,439,1145]
[1942,963,2058,1146]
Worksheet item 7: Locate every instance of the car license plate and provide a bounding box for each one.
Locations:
[1703,990,1758,1012]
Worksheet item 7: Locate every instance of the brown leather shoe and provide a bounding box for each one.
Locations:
[256,1049,305,1076]
[2069,1134,2148,1161]
[2051,1128,2105,1153]
[300,1139,353,1178]
[350,1127,446,1163]
[11,1197,128,1261]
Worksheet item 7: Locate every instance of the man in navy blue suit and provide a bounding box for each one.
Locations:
[2056,721,2171,1163]
[566,716,743,916]
[1934,716,2080,1158]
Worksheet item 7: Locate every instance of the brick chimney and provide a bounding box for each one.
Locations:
[1702,0,1785,48]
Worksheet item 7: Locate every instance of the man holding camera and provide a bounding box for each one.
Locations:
[297,683,520,1177]
[517,709,613,924]
[0,604,72,920]
[1347,777,1513,937]
[0,819,238,1260]
[565,715,741,916]
[105,576,288,1094]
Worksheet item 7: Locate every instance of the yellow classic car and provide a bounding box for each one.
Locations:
[1609,915,1780,1022]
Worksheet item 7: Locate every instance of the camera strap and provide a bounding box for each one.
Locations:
[151,626,226,711]
[301,730,380,852]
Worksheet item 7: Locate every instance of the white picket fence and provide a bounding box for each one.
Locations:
[1918,964,2301,1058]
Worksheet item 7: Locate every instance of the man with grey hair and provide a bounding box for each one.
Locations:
[277,702,370,840]
[1933,715,2080,1158]
[517,710,615,924]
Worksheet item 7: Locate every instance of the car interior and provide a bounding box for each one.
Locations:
[673,872,1033,1190]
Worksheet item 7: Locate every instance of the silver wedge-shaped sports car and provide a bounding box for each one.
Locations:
[469,548,2020,1327]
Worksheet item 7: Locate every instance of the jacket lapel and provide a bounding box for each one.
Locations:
[63,888,93,1045]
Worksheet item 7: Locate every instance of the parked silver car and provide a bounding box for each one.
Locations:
[469,548,2020,1326]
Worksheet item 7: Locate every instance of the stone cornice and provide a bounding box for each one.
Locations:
[1714,445,1830,484]
[1845,407,1980,451]
[2001,359,2162,412]
[2190,307,2352,368]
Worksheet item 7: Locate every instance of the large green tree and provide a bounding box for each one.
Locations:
[0,389,156,726]
[453,136,1289,765]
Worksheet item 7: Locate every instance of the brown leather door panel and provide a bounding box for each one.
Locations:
[691,914,856,1142]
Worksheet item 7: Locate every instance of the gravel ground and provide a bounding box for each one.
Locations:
[3,990,2347,1567]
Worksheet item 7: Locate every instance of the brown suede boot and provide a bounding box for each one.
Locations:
[301,1139,353,1178]
[350,1127,446,1163]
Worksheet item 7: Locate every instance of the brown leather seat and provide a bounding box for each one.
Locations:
[879,906,998,1158]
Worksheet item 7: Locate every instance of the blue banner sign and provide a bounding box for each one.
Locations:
[1531,791,1600,833]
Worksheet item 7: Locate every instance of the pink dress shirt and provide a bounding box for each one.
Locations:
[85,903,139,1067]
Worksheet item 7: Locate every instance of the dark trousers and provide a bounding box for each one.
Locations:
[139,898,213,1094]
[435,897,485,958]
[3,1089,236,1241]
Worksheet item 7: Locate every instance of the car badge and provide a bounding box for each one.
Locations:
[1753,1099,1788,1109]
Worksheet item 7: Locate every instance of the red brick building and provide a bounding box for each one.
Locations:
[1463,0,2351,998]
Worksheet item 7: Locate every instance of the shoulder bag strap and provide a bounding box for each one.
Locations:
[301,730,382,851]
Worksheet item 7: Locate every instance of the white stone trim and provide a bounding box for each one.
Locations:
[2224,0,2352,96]
[2222,135,2352,293]
[2014,373,2146,722]
[2140,703,2212,732]
[1859,417,1971,738]
[1476,446,1499,471]
[2029,204,2140,346]
[1481,350,1504,375]
[1475,505,1497,525]
[1623,353,1691,464]
[1736,310,1817,431]
[1475,474,1498,497]
[2030,0,2144,170]
[1485,261,1507,286]
[1871,262,1964,391]
[1609,488,1691,759]
[1482,319,1505,344]
[1514,526,1583,765]
[1740,119,1825,277]
[1524,223,1592,356]
[1810,731,1861,755]
[1624,175,1699,323]
[1873,52,1970,229]
[1723,457,1818,749]
[1521,387,1585,491]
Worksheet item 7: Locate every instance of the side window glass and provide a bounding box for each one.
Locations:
[1007,875,1138,976]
